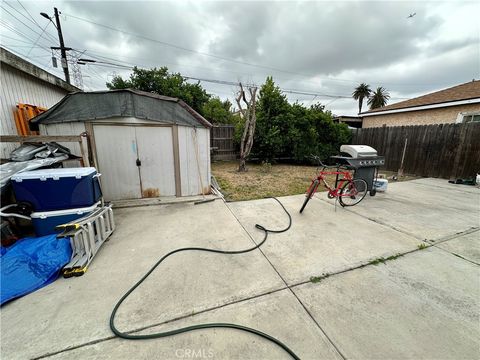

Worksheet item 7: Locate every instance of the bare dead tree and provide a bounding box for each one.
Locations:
[235,83,257,172]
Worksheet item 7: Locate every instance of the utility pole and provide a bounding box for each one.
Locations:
[41,8,75,85]
[53,7,70,84]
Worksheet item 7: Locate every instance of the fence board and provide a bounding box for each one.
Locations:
[352,122,480,179]
[210,125,238,161]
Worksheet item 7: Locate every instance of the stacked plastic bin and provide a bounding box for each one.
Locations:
[11,167,102,236]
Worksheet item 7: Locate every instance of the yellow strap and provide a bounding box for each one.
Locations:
[55,223,80,231]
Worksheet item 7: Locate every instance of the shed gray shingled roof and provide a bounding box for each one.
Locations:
[30,89,212,129]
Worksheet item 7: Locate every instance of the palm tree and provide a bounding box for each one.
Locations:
[368,87,390,110]
[352,83,372,114]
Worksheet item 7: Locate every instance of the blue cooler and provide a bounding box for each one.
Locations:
[11,167,102,211]
[30,202,100,237]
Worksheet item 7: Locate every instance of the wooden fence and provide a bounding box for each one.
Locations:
[352,122,480,179]
[210,125,237,161]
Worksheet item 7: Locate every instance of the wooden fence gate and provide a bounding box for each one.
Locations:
[210,125,237,161]
[352,122,480,179]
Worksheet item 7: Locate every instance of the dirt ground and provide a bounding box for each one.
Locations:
[211,161,418,201]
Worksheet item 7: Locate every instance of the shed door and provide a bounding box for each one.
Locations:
[93,125,176,200]
[94,125,141,200]
[136,126,176,198]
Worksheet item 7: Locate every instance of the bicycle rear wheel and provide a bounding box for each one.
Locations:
[339,179,368,207]
[300,179,319,213]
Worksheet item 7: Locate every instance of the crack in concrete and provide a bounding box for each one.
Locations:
[409,180,480,194]
[33,286,290,360]
[34,196,478,359]
[35,226,463,360]
[223,200,348,360]
[426,227,479,245]
[317,196,480,269]
[437,248,480,266]
[316,195,425,241]
[317,193,479,249]
[431,236,480,267]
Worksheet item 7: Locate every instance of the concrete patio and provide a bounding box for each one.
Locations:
[1,178,479,359]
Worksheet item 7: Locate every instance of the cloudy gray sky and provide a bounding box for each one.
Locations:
[1,0,479,115]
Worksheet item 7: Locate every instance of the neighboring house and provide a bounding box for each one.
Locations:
[31,89,212,200]
[332,115,363,128]
[0,47,79,159]
[360,80,480,128]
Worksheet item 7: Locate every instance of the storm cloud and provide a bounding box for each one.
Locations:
[1,0,478,115]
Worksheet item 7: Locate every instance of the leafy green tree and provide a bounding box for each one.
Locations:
[106,66,210,114]
[253,76,291,161]
[352,83,372,114]
[250,77,351,163]
[368,86,390,110]
[202,97,234,124]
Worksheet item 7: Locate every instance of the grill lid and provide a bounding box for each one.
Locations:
[340,145,377,158]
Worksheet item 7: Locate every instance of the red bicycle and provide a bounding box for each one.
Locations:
[299,156,368,213]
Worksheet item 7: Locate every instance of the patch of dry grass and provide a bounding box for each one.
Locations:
[212,161,337,201]
[212,161,420,201]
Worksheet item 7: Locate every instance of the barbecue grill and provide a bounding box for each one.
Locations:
[331,145,385,195]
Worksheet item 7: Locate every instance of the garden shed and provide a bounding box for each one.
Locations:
[31,89,212,201]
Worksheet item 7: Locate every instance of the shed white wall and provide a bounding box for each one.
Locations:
[40,118,211,197]
[0,63,70,158]
[178,126,211,196]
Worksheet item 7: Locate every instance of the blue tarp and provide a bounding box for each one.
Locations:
[0,234,72,305]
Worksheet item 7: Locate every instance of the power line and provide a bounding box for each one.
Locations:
[4,3,458,92]
[75,58,349,98]
[0,5,54,50]
[62,12,369,84]
[0,44,45,49]
[183,76,411,100]
[71,51,356,98]
[76,47,420,97]
[1,4,70,80]
[0,34,40,45]
[11,0,58,43]
[1,5,409,102]
[80,62,133,70]
[0,28,64,78]
[0,19,51,52]
[62,12,452,89]
[85,65,108,83]
[0,44,62,77]
[71,51,409,100]
[26,21,51,56]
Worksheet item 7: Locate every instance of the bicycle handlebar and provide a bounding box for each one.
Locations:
[309,155,335,168]
[309,154,352,170]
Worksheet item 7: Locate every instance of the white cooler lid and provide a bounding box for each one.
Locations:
[30,202,100,219]
[12,167,96,181]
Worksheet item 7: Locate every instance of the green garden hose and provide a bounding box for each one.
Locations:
[109,197,300,359]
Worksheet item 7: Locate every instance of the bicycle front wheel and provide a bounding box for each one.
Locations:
[339,179,368,207]
[300,179,319,213]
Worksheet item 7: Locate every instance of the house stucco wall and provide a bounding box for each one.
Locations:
[362,103,480,128]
